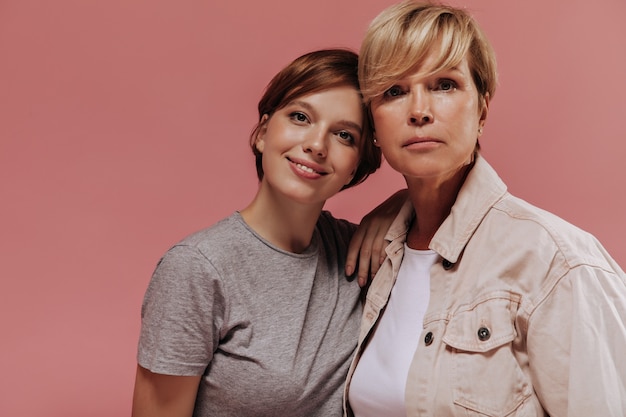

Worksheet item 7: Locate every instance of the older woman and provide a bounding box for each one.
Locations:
[345,2,626,416]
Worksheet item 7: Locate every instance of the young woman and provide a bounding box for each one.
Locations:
[345,2,626,416]
[132,49,391,417]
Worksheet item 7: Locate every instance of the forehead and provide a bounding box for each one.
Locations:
[282,87,364,123]
[287,86,361,107]
[406,50,470,80]
[368,35,471,93]
[398,39,469,76]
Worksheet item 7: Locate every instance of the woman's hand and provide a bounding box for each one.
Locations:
[346,189,408,287]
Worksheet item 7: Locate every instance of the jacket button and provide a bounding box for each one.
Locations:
[424,331,433,346]
[477,327,491,341]
[442,259,454,270]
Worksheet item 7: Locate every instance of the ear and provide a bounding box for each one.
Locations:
[255,114,270,153]
[479,93,490,127]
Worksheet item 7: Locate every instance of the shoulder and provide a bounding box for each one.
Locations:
[152,213,252,276]
[172,212,256,257]
[177,213,245,247]
[491,193,616,271]
[317,210,356,243]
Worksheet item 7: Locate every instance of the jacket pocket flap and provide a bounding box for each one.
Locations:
[442,295,517,353]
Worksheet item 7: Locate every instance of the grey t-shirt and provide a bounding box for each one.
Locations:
[138,211,362,416]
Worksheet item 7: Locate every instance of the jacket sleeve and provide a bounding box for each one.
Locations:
[527,264,626,417]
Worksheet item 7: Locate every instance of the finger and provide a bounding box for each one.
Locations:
[356,222,381,286]
[346,224,367,277]
[369,228,387,276]
[357,246,372,287]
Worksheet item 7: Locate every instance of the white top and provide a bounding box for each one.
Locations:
[349,245,438,417]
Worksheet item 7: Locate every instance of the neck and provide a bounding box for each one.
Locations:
[405,164,471,250]
[240,186,324,254]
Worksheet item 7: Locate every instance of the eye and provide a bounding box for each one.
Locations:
[336,130,356,144]
[383,85,405,98]
[289,111,309,123]
[435,79,457,92]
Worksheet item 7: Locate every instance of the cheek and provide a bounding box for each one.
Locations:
[264,124,300,151]
[334,146,360,174]
[445,102,481,135]
[461,99,482,126]
[371,107,397,136]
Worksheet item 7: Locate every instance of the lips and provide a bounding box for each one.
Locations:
[295,162,319,174]
[287,157,327,176]
[402,136,442,147]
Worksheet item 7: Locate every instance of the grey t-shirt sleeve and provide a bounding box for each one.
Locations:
[318,211,358,275]
[137,244,225,376]
[320,211,357,237]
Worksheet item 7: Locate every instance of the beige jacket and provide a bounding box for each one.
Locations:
[344,155,626,417]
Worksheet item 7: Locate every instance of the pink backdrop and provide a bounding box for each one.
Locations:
[1,0,625,415]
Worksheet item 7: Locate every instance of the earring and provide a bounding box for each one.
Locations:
[478,127,483,135]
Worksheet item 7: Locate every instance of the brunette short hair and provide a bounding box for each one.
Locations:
[250,49,381,190]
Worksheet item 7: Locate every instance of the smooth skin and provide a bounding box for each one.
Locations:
[242,86,363,253]
[132,366,200,417]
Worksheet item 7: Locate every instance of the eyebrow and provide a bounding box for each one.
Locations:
[290,100,362,134]
[336,120,363,134]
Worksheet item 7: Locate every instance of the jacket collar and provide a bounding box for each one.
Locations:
[384,154,508,263]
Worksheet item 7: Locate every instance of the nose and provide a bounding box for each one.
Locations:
[302,127,327,157]
[408,88,433,126]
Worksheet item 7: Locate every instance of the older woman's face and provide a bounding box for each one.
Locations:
[370,51,488,184]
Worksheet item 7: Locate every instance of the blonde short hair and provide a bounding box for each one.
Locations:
[359,0,497,109]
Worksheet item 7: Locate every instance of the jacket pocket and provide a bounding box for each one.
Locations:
[442,292,532,416]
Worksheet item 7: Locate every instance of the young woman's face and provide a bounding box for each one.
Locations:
[255,86,363,206]
[370,52,488,184]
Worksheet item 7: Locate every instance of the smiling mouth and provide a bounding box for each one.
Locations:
[288,158,327,176]
[296,163,319,174]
